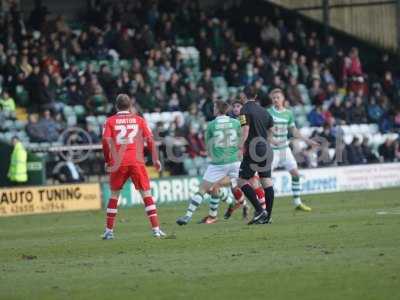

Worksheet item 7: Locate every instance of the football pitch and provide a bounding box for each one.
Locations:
[1,188,399,300]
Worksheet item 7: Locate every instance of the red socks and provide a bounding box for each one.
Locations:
[229,187,245,212]
[143,196,160,229]
[255,187,266,210]
[106,197,118,230]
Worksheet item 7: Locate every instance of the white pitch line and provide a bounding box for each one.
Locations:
[376,210,400,215]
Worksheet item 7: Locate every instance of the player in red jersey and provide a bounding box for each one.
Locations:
[101,94,165,239]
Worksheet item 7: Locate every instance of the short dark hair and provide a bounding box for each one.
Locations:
[115,94,131,111]
[214,100,230,115]
[232,99,242,106]
[243,85,257,99]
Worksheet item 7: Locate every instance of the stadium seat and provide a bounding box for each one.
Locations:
[340,125,351,135]
[86,116,97,125]
[14,120,27,130]
[299,127,312,138]
[161,112,173,123]
[359,124,370,134]
[343,134,354,145]
[27,142,40,150]
[1,120,14,132]
[368,124,379,134]
[63,106,75,119]
[97,115,107,126]
[4,131,15,142]
[350,124,361,134]
[143,113,150,122]
[183,158,197,176]
[66,115,77,127]
[328,148,336,160]
[39,142,51,149]
[150,112,162,124]
[73,105,86,118]
[296,115,307,128]
[292,105,303,115]
[303,104,313,114]
[50,142,63,148]
[372,133,385,147]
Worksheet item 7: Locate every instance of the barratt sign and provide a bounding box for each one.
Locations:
[0,183,102,217]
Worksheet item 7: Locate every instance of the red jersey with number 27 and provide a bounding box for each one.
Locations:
[102,111,153,167]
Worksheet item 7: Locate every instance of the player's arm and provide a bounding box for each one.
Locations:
[141,118,161,171]
[268,127,278,146]
[288,112,319,146]
[101,119,112,168]
[266,111,279,146]
[239,114,249,151]
[204,123,212,155]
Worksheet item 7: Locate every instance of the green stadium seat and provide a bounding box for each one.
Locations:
[1,120,14,131]
[26,142,40,150]
[86,116,97,125]
[303,104,313,114]
[39,142,51,149]
[4,131,16,142]
[14,120,27,130]
[183,158,197,176]
[73,105,86,118]
[50,142,63,148]
[66,115,77,126]
[15,85,29,106]
[63,105,74,117]
[96,115,107,125]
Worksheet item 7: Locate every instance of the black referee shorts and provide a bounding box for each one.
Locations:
[239,145,273,179]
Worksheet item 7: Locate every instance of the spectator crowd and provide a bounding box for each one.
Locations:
[1,0,400,176]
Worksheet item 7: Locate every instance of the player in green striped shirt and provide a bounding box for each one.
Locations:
[268,88,318,212]
[176,100,245,225]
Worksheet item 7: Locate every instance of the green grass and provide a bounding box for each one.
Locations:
[1,188,400,300]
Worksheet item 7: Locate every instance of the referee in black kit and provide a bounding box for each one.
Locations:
[238,86,275,224]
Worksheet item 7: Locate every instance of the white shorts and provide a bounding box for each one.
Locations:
[271,147,298,171]
[203,161,241,186]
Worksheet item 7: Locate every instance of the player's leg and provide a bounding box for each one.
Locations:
[176,179,213,225]
[284,148,312,212]
[253,146,275,224]
[139,189,166,238]
[102,167,130,239]
[102,189,120,240]
[259,176,274,223]
[199,184,221,224]
[289,168,311,212]
[250,175,266,210]
[179,164,231,225]
[238,157,266,224]
[224,162,247,220]
[224,185,246,219]
[131,165,166,237]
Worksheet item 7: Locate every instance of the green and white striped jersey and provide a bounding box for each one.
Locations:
[267,106,295,150]
[205,116,241,165]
